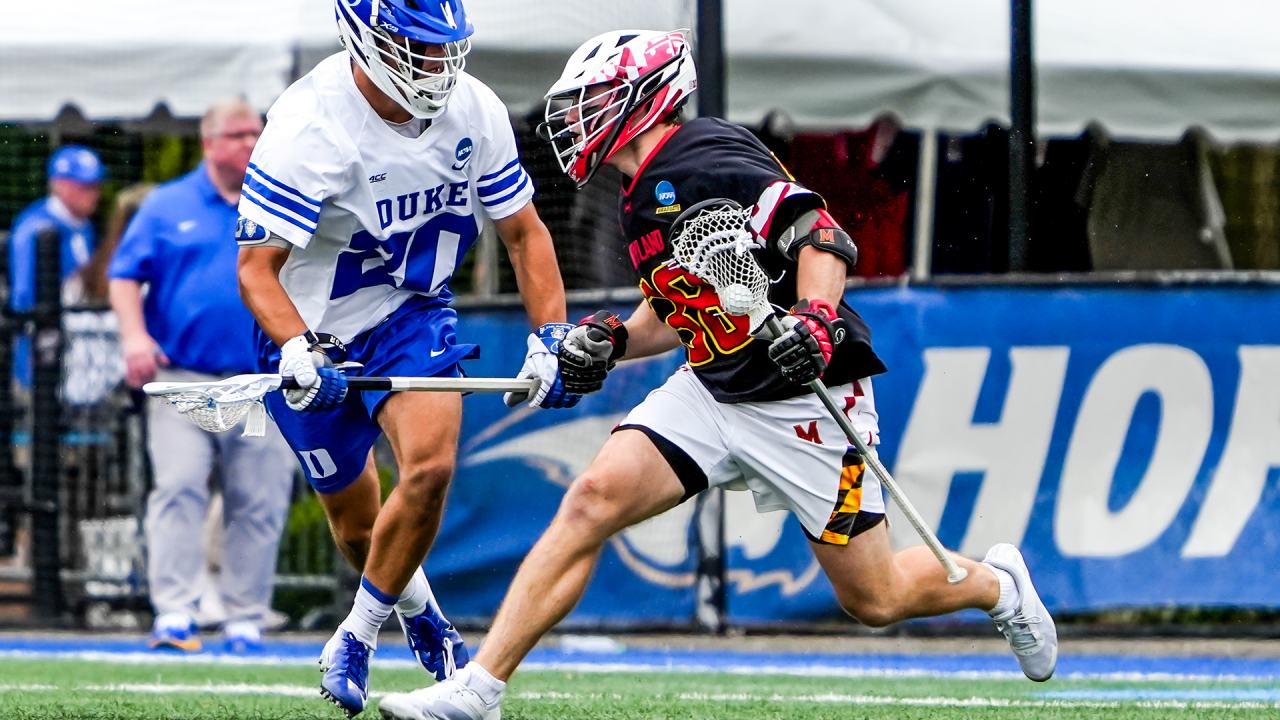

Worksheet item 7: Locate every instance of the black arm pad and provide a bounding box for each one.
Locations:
[779,225,859,269]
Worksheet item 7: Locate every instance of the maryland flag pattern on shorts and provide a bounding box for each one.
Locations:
[806,448,884,546]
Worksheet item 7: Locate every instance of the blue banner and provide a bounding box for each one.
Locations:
[431,285,1280,625]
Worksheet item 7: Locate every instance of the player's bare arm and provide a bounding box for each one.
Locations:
[236,245,307,346]
[236,242,346,413]
[496,202,584,410]
[620,299,682,359]
[493,203,566,327]
[795,244,848,309]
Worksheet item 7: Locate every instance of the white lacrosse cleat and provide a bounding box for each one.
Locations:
[984,543,1058,682]
[379,679,499,720]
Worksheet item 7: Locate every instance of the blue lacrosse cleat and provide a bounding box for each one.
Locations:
[319,630,372,717]
[399,608,469,681]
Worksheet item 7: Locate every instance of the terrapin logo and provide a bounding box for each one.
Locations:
[654,180,680,214]
[453,137,474,170]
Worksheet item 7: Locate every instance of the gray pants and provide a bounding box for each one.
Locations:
[145,368,297,626]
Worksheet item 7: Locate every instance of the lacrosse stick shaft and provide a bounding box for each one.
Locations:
[765,318,968,584]
[143,376,539,397]
[279,376,538,393]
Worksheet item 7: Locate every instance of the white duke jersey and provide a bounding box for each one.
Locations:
[237,53,533,342]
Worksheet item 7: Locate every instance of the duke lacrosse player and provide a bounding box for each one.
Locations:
[235,0,578,715]
[380,30,1058,720]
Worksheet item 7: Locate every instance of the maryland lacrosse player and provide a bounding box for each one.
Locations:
[234,0,578,714]
[379,29,1058,720]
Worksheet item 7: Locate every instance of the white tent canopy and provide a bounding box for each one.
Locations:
[727,0,1280,141]
[4,0,1280,141]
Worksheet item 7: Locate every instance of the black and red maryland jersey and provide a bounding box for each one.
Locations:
[620,117,887,403]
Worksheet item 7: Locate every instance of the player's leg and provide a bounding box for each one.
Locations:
[479,428,685,678]
[363,389,461,597]
[811,520,997,626]
[144,393,217,651]
[326,300,484,690]
[334,389,468,683]
[378,428,686,720]
[735,377,1056,681]
[262,383,387,716]
[317,452,382,570]
[214,423,296,651]
[812,522,1057,681]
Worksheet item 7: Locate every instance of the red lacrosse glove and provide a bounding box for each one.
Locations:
[766,299,838,385]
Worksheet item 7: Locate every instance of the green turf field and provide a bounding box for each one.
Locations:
[0,657,1276,719]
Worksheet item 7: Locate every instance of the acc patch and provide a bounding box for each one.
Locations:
[235,216,266,242]
[453,137,474,170]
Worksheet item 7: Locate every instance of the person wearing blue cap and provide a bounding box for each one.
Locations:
[7,145,103,312]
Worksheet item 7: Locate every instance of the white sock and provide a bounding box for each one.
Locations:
[456,663,505,708]
[394,566,440,619]
[340,576,396,648]
[985,564,1020,617]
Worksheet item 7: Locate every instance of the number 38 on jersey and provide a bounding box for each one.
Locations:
[641,264,754,365]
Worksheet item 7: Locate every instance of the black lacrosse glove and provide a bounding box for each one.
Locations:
[766,299,839,385]
[558,311,629,395]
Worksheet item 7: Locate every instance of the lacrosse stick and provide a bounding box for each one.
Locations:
[144,374,537,438]
[667,199,968,584]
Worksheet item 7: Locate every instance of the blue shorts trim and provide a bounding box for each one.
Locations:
[256,295,477,494]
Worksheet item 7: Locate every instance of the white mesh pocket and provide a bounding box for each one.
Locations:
[668,201,773,329]
[168,391,254,433]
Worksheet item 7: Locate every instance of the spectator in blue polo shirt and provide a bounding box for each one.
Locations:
[108,98,297,653]
[8,145,102,311]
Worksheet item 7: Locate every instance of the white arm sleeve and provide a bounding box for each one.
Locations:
[237,115,348,248]
[472,99,534,221]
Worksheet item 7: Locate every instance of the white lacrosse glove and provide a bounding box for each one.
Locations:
[279,332,348,412]
[503,323,581,410]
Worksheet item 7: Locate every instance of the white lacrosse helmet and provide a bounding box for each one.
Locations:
[541,29,697,187]
[335,0,474,119]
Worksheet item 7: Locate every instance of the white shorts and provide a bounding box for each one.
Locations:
[618,366,886,544]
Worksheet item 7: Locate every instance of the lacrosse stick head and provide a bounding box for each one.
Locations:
[143,374,283,434]
[667,198,774,333]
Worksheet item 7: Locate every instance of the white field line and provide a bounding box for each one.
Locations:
[1,683,1277,710]
[2,649,1278,684]
[0,649,419,670]
[0,682,392,699]
[675,692,1280,711]
[522,661,1280,684]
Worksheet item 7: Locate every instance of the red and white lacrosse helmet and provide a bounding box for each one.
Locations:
[540,29,697,187]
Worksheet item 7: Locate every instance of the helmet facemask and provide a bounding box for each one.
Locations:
[541,52,687,187]
[542,83,633,187]
[337,0,472,119]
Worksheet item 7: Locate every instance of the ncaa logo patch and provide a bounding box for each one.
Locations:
[453,137,474,170]
[655,180,677,206]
